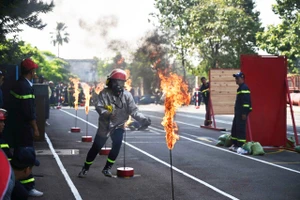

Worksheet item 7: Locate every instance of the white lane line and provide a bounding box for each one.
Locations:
[146,114,300,136]
[60,109,239,200]
[124,141,239,200]
[45,133,82,200]
[149,126,300,175]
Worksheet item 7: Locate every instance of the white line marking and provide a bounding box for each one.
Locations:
[45,133,82,200]
[62,110,300,175]
[147,114,300,136]
[149,126,300,175]
[60,109,239,200]
[124,141,239,200]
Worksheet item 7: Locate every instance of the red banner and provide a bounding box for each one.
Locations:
[241,55,287,146]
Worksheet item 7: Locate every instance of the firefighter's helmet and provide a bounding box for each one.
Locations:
[108,69,126,81]
[0,109,7,121]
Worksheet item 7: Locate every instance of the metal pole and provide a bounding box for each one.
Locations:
[286,78,299,145]
[75,110,77,127]
[86,114,88,137]
[170,149,175,200]
[123,129,126,170]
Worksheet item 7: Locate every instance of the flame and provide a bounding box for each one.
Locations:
[82,83,91,115]
[124,69,132,91]
[159,70,191,149]
[124,69,132,127]
[69,77,80,110]
[95,82,105,94]
[152,58,161,70]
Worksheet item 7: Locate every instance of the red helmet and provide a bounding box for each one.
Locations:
[108,69,127,81]
[0,109,7,120]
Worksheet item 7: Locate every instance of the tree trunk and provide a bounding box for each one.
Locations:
[181,47,186,82]
[58,45,60,58]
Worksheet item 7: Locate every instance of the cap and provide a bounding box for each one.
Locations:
[233,72,245,78]
[0,149,11,199]
[11,147,40,169]
[21,58,38,71]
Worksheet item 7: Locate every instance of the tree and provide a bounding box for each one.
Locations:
[0,0,54,41]
[153,0,262,72]
[0,39,71,83]
[50,22,70,58]
[256,0,300,73]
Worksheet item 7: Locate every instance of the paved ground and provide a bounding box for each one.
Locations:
[29,104,300,200]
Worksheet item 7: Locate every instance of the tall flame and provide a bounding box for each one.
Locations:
[124,69,132,127]
[158,70,191,149]
[95,82,105,95]
[125,69,132,91]
[82,83,91,115]
[69,77,80,110]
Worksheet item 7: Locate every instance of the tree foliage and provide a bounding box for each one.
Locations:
[153,0,262,74]
[50,22,70,57]
[0,0,54,41]
[256,0,300,73]
[0,39,71,83]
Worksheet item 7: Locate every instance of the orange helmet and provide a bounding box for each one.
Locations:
[0,109,7,121]
[108,69,127,81]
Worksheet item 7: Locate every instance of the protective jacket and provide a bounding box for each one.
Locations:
[96,88,147,137]
[0,136,12,160]
[199,82,210,105]
[9,76,36,147]
[235,83,252,115]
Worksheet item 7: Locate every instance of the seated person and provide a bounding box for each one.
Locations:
[10,147,40,200]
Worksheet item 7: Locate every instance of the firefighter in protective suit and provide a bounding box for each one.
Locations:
[78,69,151,177]
[229,72,252,151]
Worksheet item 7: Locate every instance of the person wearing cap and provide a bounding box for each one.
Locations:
[199,77,211,126]
[7,58,43,197]
[0,109,12,161]
[10,147,40,200]
[0,70,5,108]
[78,69,151,178]
[229,72,252,153]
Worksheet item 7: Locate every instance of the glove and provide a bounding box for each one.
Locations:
[138,117,151,130]
[104,105,113,113]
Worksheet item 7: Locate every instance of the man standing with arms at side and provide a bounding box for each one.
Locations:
[229,72,252,153]
[199,77,212,126]
[9,58,43,197]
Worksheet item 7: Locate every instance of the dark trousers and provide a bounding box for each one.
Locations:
[231,113,247,147]
[205,102,211,121]
[85,128,124,168]
[11,181,29,200]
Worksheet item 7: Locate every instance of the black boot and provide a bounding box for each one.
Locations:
[102,164,113,177]
[78,162,92,178]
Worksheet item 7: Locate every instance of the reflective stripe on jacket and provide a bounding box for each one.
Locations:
[235,83,252,114]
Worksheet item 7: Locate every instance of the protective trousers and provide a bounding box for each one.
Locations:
[205,102,211,121]
[85,128,124,169]
[231,114,247,147]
